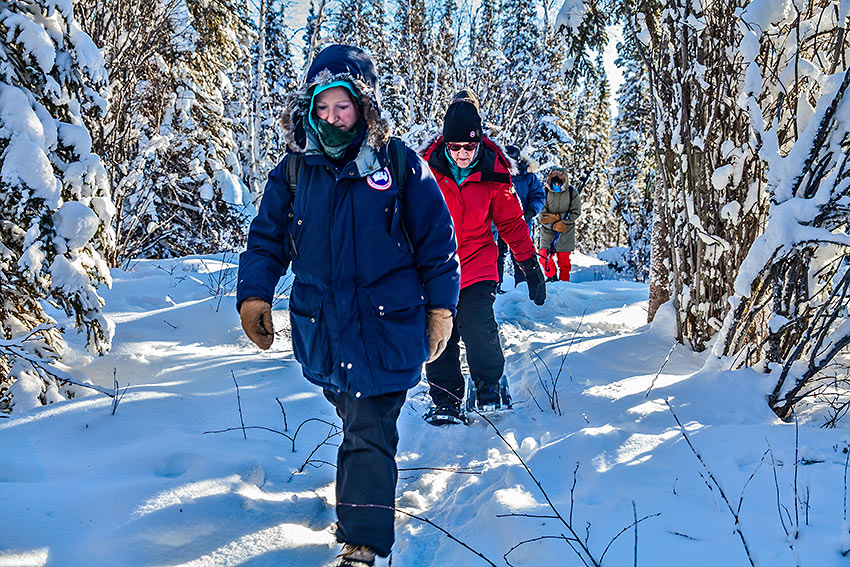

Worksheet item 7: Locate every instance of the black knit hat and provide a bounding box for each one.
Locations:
[505,145,521,161]
[442,90,482,143]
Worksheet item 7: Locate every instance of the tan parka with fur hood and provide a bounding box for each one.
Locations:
[538,168,581,252]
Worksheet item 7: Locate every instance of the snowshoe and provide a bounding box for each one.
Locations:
[465,379,477,412]
[498,374,513,409]
[337,544,375,567]
[466,376,513,414]
[476,384,502,413]
[424,402,468,426]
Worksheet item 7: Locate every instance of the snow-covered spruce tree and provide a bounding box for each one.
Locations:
[389,0,444,143]
[716,2,850,420]
[259,0,297,166]
[488,0,551,146]
[75,0,183,266]
[634,0,768,349]
[302,0,330,71]
[528,1,577,171]
[329,0,390,96]
[330,0,363,46]
[0,0,115,411]
[469,0,502,102]
[571,54,613,253]
[431,0,461,121]
[133,0,254,259]
[608,33,655,282]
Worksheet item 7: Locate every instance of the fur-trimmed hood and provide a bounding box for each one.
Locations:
[282,45,391,155]
[546,167,568,188]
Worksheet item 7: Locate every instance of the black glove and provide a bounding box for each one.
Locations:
[517,256,546,306]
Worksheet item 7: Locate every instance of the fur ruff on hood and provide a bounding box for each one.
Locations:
[519,149,541,174]
[546,167,568,188]
[281,55,390,153]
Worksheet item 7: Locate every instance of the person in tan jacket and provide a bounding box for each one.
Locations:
[538,167,582,282]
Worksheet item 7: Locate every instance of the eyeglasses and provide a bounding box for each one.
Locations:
[446,142,478,153]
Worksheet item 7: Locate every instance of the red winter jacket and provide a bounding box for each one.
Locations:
[422,135,535,289]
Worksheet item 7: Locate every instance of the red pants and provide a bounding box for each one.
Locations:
[539,249,571,281]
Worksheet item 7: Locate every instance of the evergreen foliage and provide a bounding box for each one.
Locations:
[260,1,297,165]
[571,54,612,253]
[608,35,654,281]
[0,0,114,410]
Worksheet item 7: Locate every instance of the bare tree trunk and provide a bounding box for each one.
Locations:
[647,190,669,323]
[250,0,267,197]
[303,0,328,76]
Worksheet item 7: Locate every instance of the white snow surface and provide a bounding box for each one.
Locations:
[2,252,850,566]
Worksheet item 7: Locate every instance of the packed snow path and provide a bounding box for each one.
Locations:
[2,254,849,566]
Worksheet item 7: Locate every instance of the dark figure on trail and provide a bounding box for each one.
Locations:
[538,167,582,282]
[494,144,545,292]
[236,45,460,567]
[420,89,546,426]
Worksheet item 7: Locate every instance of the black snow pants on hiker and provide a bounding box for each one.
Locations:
[425,280,504,406]
[323,388,406,558]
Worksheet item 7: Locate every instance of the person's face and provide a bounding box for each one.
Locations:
[447,142,478,168]
[551,177,565,192]
[314,87,359,130]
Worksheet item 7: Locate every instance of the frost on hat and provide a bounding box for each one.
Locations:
[442,89,482,143]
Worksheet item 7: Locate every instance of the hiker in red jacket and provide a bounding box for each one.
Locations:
[420,90,546,425]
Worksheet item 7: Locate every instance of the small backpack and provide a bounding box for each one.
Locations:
[284,137,414,252]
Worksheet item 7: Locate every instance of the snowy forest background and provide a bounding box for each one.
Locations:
[1,0,850,426]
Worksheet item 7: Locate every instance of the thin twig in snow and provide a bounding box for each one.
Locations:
[667,399,758,567]
[844,445,850,522]
[337,502,499,566]
[598,511,660,564]
[111,368,130,416]
[276,397,288,431]
[794,409,800,538]
[645,342,677,397]
[504,535,583,567]
[231,370,247,439]
[428,381,602,566]
[633,501,638,567]
[298,425,342,473]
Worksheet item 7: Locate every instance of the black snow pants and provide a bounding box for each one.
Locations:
[425,280,504,406]
[323,388,407,557]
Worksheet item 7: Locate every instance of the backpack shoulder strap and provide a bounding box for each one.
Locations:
[285,153,304,195]
[387,137,408,195]
[386,137,415,253]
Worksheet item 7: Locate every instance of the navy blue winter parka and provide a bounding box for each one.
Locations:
[512,161,546,229]
[236,45,460,398]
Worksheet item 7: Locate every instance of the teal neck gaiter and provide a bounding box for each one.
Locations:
[444,146,479,185]
[313,119,361,160]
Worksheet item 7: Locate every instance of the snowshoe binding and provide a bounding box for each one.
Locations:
[424,401,468,426]
[466,376,513,414]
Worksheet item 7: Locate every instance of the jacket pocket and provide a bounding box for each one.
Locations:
[362,285,428,371]
[289,287,332,375]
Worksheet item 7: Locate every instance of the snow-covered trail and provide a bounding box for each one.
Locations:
[2,254,850,567]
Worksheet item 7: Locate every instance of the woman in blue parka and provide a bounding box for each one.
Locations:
[236,45,460,567]
[495,144,546,290]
